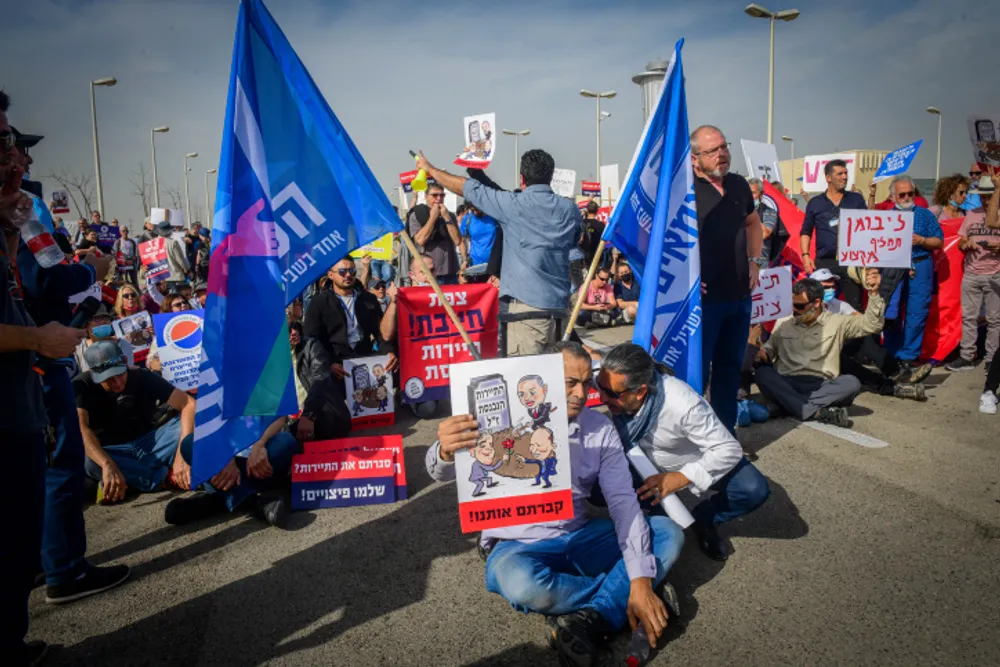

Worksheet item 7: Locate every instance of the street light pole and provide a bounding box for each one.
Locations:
[205,168,217,230]
[781,135,794,189]
[580,89,617,183]
[90,77,117,217]
[183,152,198,228]
[745,5,800,144]
[151,126,169,208]
[502,129,531,189]
[927,107,942,181]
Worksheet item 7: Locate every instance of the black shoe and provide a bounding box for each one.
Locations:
[945,357,976,372]
[693,522,728,562]
[815,406,852,428]
[764,401,786,419]
[164,493,227,526]
[25,640,48,667]
[254,495,289,529]
[45,564,130,605]
[551,609,607,667]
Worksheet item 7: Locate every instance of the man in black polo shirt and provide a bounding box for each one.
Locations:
[691,125,764,435]
[800,159,867,309]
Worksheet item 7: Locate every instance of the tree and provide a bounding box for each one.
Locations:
[45,168,95,219]
[162,185,184,212]
[128,162,152,218]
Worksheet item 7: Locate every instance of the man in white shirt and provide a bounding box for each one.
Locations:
[809,268,856,316]
[596,344,769,562]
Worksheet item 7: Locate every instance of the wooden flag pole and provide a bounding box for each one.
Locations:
[398,229,483,361]
[562,239,606,341]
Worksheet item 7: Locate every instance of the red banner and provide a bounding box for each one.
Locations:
[922,219,965,362]
[397,283,499,404]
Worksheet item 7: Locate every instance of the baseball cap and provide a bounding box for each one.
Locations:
[809,268,839,282]
[369,279,386,290]
[10,126,43,149]
[84,340,128,383]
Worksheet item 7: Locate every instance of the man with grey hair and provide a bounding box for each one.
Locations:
[748,177,778,264]
[691,125,765,436]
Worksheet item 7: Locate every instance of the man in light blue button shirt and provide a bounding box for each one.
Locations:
[415,150,581,355]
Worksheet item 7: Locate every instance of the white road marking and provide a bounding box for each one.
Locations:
[801,421,890,448]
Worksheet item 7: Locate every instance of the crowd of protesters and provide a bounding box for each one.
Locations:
[3,81,999,666]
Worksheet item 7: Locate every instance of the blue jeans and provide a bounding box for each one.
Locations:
[369,259,395,284]
[2,430,46,661]
[690,457,770,526]
[84,417,182,492]
[41,366,89,586]
[484,516,684,630]
[885,259,935,362]
[701,297,752,434]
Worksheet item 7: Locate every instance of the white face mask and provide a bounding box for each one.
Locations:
[896,200,915,211]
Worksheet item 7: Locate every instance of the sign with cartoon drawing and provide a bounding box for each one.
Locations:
[449,354,574,533]
[344,355,395,429]
[454,112,496,169]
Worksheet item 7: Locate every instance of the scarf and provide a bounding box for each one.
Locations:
[612,370,665,452]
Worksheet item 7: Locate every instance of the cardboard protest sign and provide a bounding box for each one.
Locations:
[51,189,70,214]
[551,168,577,198]
[138,237,170,282]
[111,311,153,362]
[152,309,204,391]
[872,140,923,183]
[581,181,601,197]
[741,139,781,183]
[90,224,120,246]
[397,283,499,404]
[150,207,184,230]
[449,354,574,533]
[802,152,856,193]
[599,164,620,203]
[343,355,395,429]
[291,449,397,510]
[350,233,393,261]
[968,115,1000,170]
[751,266,793,324]
[454,112,496,169]
[305,434,407,499]
[838,211,913,268]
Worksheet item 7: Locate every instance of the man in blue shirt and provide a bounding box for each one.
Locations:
[458,204,497,268]
[415,149,580,355]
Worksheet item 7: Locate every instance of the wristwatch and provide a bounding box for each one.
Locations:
[301,411,317,422]
[750,257,768,269]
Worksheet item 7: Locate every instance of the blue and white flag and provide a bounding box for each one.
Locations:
[602,39,702,393]
[193,0,403,485]
[872,140,923,183]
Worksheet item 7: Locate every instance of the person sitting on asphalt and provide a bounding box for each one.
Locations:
[754,270,885,429]
[426,341,685,667]
[596,343,770,563]
[289,321,352,443]
[72,303,134,374]
[613,261,641,324]
[577,266,618,328]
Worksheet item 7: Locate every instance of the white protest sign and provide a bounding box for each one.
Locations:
[149,207,185,229]
[802,152,857,193]
[967,115,1000,169]
[751,266,793,324]
[454,112,496,169]
[837,211,913,268]
[444,191,459,214]
[68,282,102,305]
[741,140,782,183]
[599,164,620,204]
[551,168,577,198]
[152,310,204,391]
[51,189,70,214]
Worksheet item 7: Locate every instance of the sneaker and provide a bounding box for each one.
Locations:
[907,363,932,384]
[254,495,289,529]
[45,564,130,605]
[892,383,927,402]
[164,493,227,526]
[550,609,607,667]
[815,406,852,428]
[946,358,976,372]
[979,391,998,415]
[25,640,48,667]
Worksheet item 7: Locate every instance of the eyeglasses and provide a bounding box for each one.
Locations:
[427,193,445,198]
[595,276,607,283]
[896,191,915,200]
[337,268,357,276]
[0,131,14,152]
[696,143,730,158]
[970,171,983,178]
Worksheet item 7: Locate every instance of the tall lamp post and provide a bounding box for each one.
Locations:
[501,129,531,189]
[90,76,117,217]
[580,89,616,183]
[205,168,217,229]
[781,135,794,192]
[744,4,800,144]
[926,106,942,181]
[150,126,169,208]
[183,152,198,228]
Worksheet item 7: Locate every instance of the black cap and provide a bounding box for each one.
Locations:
[10,126,43,149]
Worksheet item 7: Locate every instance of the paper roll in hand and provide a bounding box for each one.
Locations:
[625,447,695,528]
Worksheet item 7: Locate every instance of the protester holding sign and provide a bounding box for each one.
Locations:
[800,159,867,279]
[112,227,139,287]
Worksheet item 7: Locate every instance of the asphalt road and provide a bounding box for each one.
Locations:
[28,325,1000,666]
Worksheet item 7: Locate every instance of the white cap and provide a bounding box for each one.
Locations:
[810,268,839,282]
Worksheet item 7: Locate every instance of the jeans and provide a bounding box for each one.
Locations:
[41,366,89,586]
[84,417,182,492]
[690,457,770,526]
[484,516,684,630]
[701,297,753,434]
[884,258,934,362]
[2,430,46,662]
[369,259,395,284]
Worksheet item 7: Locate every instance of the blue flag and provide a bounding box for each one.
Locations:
[872,140,923,184]
[602,40,702,393]
[192,0,403,485]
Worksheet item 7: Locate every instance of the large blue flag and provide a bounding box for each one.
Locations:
[193,0,403,484]
[602,40,702,393]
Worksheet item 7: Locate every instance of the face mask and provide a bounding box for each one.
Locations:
[896,201,914,211]
[793,303,820,326]
[621,273,632,282]
[950,200,963,208]
[823,288,836,303]
[91,324,114,339]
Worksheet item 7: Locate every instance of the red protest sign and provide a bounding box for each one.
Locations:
[581,181,601,197]
[460,488,574,533]
[838,211,913,268]
[138,238,170,282]
[396,283,499,404]
[304,434,407,499]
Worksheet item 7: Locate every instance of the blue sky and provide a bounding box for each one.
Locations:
[2,0,994,226]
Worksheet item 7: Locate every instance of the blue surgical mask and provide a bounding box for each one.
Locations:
[823,288,836,303]
[91,324,114,339]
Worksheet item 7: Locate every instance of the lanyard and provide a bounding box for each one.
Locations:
[337,294,357,328]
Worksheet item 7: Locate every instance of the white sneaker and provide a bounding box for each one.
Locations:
[979,391,998,415]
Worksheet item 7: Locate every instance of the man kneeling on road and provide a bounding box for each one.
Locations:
[426,342,684,667]
[755,270,885,429]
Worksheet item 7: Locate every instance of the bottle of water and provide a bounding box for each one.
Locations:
[16,206,65,268]
[624,623,652,667]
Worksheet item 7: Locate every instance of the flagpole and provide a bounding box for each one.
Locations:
[562,240,606,341]
[398,230,483,361]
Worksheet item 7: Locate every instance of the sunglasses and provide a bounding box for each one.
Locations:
[337,268,357,276]
[896,191,915,200]
[970,171,983,178]
[596,380,632,400]
[427,193,445,198]
[792,301,814,311]
[0,131,14,152]
[122,293,138,299]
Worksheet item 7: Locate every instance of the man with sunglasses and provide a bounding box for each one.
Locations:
[407,182,466,285]
[427,341,684,666]
[963,164,984,212]
[577,266,617,327]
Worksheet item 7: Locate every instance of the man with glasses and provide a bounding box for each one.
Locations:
[755,271,884,429]
[691,125,764,436]
[407,182,465,285]
[963,164,984,212]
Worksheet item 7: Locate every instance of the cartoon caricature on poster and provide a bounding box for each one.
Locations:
[454,112,496,169]
[344,355,395,429]
[449,354,574,533]
[111,311,153,361]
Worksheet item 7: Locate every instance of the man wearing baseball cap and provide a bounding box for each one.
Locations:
[809,268,856,316]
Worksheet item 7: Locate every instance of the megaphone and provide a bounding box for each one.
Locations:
[409,150,428,192]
